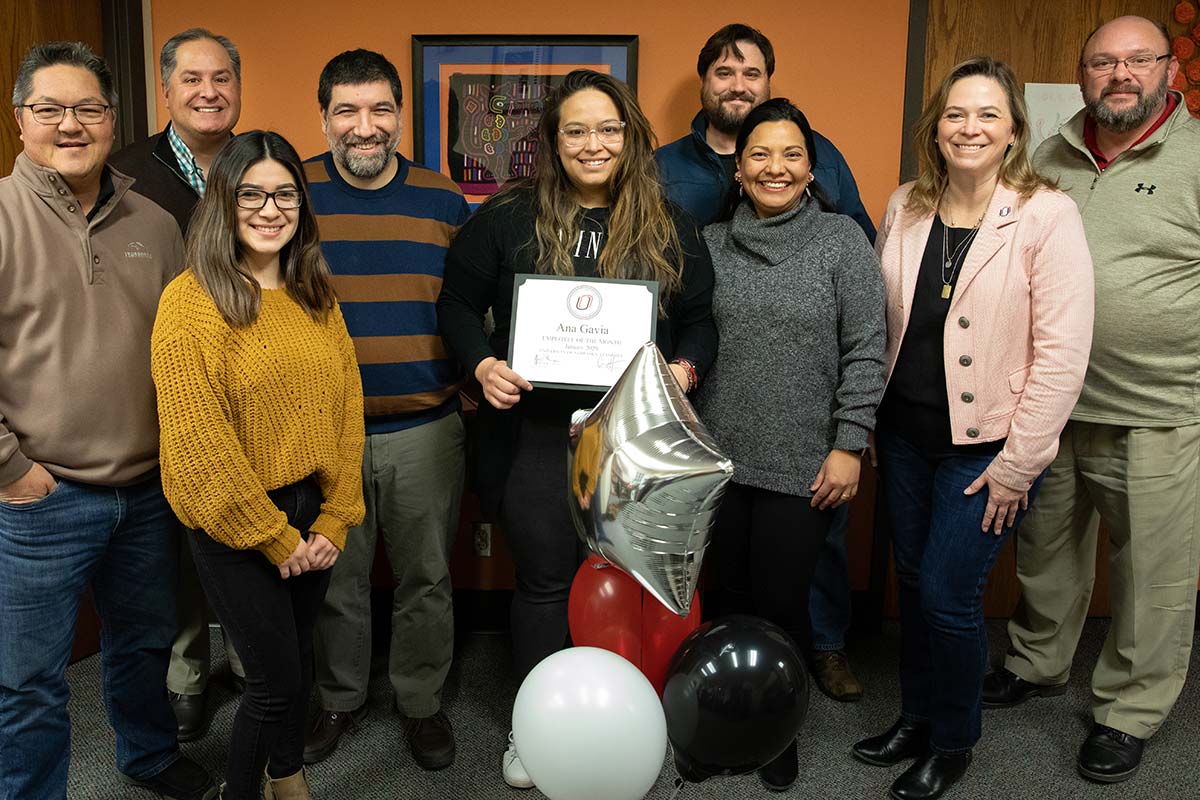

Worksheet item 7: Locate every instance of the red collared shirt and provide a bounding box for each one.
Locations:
[1083,93,1178,170]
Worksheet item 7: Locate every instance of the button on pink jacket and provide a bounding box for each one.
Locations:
[876,182,1094,489]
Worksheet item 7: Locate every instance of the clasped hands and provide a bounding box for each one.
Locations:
[277,533,339,579]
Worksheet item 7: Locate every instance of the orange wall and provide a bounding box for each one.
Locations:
[149,1,910,224]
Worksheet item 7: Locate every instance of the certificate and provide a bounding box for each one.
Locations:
[509,274,659,391]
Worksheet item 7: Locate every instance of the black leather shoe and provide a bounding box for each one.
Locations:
[981,668,1067,708]
[1077,723,1144,783]
[123,755,219,800]
[889,751,971,800]
[302,705,368,764]
[402,709,456,770]
[852,718,930,766]
[758,740,798,791]
[168,691,207,743]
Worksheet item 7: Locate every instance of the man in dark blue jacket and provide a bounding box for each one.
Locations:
[655,23,875,242]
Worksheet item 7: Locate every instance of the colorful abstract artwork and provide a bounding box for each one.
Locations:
[412,36,638,205]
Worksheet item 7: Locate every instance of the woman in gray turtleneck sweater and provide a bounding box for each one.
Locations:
[694,99,886,789]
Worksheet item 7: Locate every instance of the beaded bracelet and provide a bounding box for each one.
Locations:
[670,358,698,393]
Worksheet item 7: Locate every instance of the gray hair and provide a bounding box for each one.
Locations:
[160,28,241,86]
[11,41,118,107]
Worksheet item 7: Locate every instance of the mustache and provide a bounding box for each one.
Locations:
[1102,82,1141,98]
[340,134,389,146]
[719,91,754,103]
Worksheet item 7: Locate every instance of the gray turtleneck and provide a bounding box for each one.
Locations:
[695,198,886,496]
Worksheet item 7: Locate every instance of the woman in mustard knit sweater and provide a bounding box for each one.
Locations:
[151,130,364,800]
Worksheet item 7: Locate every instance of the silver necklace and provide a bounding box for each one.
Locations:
[939,214,984,299]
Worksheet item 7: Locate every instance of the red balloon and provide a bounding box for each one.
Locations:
[568,555,701,696]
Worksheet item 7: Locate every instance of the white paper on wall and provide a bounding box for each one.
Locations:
[1025,83,1085,154]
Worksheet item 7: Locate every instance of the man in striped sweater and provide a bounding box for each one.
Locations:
[303,49,470,771]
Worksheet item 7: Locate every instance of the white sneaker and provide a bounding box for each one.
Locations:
[502,731,534,789]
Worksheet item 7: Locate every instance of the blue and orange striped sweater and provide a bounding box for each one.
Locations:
[304,152,470,434]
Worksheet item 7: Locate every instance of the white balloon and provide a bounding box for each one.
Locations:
[512,647,668,800]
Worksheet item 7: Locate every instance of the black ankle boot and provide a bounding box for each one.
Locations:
[889,751,971,800]
[758,740,798,791]
[852,718,930,766]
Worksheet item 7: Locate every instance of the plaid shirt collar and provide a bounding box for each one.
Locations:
[166,123,206,195]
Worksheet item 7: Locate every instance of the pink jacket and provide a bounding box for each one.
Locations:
[876,182,1094,488]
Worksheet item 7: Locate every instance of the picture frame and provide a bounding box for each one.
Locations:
[411,35,638,205]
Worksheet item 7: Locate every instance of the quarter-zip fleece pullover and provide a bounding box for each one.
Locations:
[0,153,183,486]
[1033,93,1200,425]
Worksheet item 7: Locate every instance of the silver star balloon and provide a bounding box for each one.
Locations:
[568,342,734,617]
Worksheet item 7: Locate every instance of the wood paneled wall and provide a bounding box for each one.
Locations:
[923,0,1172,97]
[1,0,105,177]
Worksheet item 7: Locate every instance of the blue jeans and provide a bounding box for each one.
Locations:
[809,505,852,651]
[877,431,1042,753]
[0,475,180,799]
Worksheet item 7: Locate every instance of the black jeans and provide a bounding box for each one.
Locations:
[189,478,330,798]
[711,481,833,651]
[501,416,586,682]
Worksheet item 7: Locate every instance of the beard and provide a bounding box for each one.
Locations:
[331,132,400,179]
[701,89,763,135]
[1084,75,1168,134]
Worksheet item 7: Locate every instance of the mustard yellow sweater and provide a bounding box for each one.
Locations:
[151,270,365,565]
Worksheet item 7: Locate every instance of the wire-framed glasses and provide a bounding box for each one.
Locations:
[20,103,112,125]
[1082,53,1169,76]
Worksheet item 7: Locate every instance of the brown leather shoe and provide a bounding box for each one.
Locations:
[402,709,456,771]
[302,706,368,764]
[812,650,864,702]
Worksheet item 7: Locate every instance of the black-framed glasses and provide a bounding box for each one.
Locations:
[20,103,113,125]
[558,121,626,148]
[1083,53,1170,76]
[235,188,303,210]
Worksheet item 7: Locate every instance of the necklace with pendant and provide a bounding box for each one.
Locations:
[939,213,984,299]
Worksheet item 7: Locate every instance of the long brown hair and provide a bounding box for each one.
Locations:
[185,130,336,327]
[906,56,1055,215]
[492,69,683,305]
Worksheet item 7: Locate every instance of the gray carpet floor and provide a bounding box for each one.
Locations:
[64,620,1198,799]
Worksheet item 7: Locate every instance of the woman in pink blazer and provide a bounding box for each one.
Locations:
[850,57,1094,800]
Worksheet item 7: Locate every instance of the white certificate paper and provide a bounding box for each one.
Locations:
[509,275,659,391]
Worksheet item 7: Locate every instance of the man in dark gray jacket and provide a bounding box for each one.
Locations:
[108,27,244,740]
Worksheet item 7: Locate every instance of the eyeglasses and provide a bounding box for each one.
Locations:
[558,121,626,148]
[235,189,303,210]
[20,103,112,125]
[1082,53,1170,76]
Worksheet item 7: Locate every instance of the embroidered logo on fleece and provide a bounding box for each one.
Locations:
[1134,183,1156,195]
[124,241,153,260]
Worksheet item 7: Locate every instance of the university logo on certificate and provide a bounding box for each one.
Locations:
[508,274,659,391]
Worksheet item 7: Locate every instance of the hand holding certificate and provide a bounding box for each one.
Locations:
[508,275,659,391]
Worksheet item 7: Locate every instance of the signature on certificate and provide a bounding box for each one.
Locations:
[595,353,620,370]
[534,353,561,366]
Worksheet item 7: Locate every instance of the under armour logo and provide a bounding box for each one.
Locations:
[1134,183,1156,195]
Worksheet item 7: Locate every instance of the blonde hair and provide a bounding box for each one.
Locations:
[906,56,1055,215]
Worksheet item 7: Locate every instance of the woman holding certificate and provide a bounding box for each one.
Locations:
[852,57,1092,800]
[437,68,716,790]
[693,98,886,791]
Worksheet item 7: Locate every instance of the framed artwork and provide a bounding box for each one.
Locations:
[412,35,638,205]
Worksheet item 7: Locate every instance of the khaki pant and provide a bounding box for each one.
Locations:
[166,529,243,695]
[313,412,465,717]
[1005,420,1200,738]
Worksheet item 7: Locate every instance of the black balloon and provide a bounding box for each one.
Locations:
[662,615,809,782]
